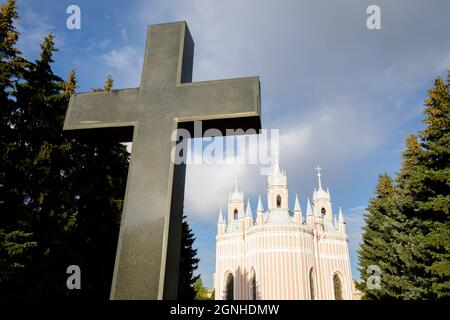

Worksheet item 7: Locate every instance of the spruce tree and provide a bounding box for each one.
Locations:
[177,215,200,300]
[0,0,36,289]
[0,1,129,299]
[359,71,450,299]
[400,72,450,298]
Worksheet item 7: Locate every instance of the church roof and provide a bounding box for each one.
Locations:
[265,209,295,225]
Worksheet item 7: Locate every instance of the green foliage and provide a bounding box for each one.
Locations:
[359,71,450,299]
[177,215,200,300]
[1,1,198,300]
[0,229,37,281]
[194,277,214,300]
[91,74,114,92]
[0,1,129,299]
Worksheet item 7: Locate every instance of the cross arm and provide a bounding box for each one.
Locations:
[175,76,261,133]
[63,88,141,142]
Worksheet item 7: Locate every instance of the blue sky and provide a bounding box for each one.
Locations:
[13,0,450,288]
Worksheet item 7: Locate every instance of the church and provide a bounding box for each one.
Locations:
[214,160,353,300]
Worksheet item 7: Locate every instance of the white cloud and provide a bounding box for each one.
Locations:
[99,46,143,88]
[345,205,367,251]
[15,9,66,59]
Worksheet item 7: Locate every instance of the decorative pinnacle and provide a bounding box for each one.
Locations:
[246,199,252,217]
[218,209,224,224]
[235,175,239,192]
[294,194,301,212]
[306,198,313,216]
[315,165,322,190]
[339,207,345,223]
[257,195,264,212]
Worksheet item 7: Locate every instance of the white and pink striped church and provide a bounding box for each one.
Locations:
[214,160,353,300]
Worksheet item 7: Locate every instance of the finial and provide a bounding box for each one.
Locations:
[235,175,239,192]
[315,165,322,190]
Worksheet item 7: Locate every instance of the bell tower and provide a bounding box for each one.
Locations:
[228,176,245,222]
[312,166,333,222]
[267,153,289,211]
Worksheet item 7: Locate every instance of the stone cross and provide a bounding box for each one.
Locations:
[63,21,261,300]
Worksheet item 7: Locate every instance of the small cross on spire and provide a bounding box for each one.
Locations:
[315,165,322,189]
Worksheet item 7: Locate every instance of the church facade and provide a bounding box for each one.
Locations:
[214,161,353,300]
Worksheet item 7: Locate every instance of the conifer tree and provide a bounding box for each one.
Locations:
[359,71,450,299]
[401,72,450,298]
[177,215,200,300]
[0,1,129,299]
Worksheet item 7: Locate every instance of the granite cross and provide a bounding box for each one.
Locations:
[63,21,261,300]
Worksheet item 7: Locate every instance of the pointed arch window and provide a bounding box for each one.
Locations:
[276,195,282,208]
[224,272,234,300]
[321,207,326,216]
[233,209,238,220]
[333,273,343,300]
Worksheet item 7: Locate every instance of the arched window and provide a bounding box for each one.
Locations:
[224,272,234,300]
[333,273,343,300]
[233,209,238,220]
[321,207,326,216]
[276,195,282,208]
[250,268,257,300]
[309,268,315,300]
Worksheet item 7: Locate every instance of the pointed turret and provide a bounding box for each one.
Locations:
[257,195,264,213]
[245,199,253,228]
[338,207,345,223]
[218,209,224,223]
[256,195,264,225]
[294,194,301,212]
[306,198,314,227]
[294,194,303,224]
[217,209,225,234]
[246,199,253,217]
[306,198,313,216]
